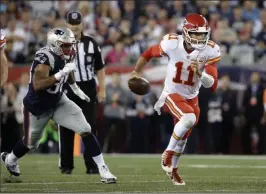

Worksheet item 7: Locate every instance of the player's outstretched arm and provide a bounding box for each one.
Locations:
[67,71,90,102]
[132,56,148,77]
[0,47,8,87]
[33,64,57,91]
[0,30,8,87]
[132,44,162,77]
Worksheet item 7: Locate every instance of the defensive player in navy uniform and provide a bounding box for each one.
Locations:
[1,27,117,183]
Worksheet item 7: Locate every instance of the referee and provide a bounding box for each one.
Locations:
[59,11,106,174]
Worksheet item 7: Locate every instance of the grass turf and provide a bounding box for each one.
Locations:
[1,154,266,193]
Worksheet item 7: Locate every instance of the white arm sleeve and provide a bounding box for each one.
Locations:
[200,72,214,88]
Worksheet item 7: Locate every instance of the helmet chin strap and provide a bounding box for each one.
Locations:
[186,34,208,50]
[190,42,207,50]
[184,41,194,50]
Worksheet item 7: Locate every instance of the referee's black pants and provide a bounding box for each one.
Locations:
[59,80,98,172]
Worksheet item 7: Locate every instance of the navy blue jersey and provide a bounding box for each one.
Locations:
[24,47,68,116]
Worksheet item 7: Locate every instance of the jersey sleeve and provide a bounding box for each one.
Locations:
[203,41,220,91]
[159,33,179,57]
[141,33,179,61]
[34,49,55,69]
[205,42,221,65]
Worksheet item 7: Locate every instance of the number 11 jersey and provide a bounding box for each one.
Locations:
[23,47,68,116]
[160,34,221,99]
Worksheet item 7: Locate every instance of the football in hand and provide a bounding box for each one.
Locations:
[128,77,151,95]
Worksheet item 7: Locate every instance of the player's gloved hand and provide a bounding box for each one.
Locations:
[62,62,76,75]
[70,83,90,102]
[190,63,202,77]
[55,62,76,81]
[130,71,140,79]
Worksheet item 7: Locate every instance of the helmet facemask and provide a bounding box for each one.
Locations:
[56,41,76,61]
[182,27,210,50]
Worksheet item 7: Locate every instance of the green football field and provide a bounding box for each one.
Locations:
[1,154,266,193]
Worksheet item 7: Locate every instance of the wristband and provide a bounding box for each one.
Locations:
[200,72,214,88]
[54,71,63,81]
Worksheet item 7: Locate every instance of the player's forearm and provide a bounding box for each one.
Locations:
[134,56,148,73]
[97,68,105,91]
[67,72,75,85]
[202,63,218,91]
[0,48,8,87]
[33,76,57,91]
[134,45,162,73]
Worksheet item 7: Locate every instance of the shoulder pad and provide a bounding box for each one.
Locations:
[35,48,55,69]
[160,34,179,52]
[82,34,96,41]
[205,41,221,64]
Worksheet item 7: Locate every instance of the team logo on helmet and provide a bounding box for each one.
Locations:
[54,29,65,36]
[72,13,78,19]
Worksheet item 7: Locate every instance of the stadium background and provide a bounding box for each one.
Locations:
[1,0,266,156]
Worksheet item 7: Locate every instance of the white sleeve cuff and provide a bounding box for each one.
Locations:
[264,104,266,112]
[200,72,214,88]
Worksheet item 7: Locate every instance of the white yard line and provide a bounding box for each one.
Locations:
[104,154,266,160]
[2,179,265,186]
[2,188,262,193]
[186,164,266,169]
[15,174,265,179]
[29,153,266,160]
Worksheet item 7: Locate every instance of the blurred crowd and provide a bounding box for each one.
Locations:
[1,0,266,66]
[1,0,266,154]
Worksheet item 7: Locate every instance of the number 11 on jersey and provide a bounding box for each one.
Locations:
[172,61,195,86]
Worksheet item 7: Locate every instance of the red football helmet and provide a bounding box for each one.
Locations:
[182,13,211,49]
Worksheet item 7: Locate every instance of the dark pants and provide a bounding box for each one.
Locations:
[220,121,234,154]
[59,80,98,171]
[1,113,22,152]
[103,117,126,153]
[242,119,264,154]
[209,122,223,153]
[128,116,150,153]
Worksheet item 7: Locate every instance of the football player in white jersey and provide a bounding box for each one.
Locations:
[0,29,8,87]
[130,13,221,185]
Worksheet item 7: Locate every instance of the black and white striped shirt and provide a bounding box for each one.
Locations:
[74,33,105,82]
